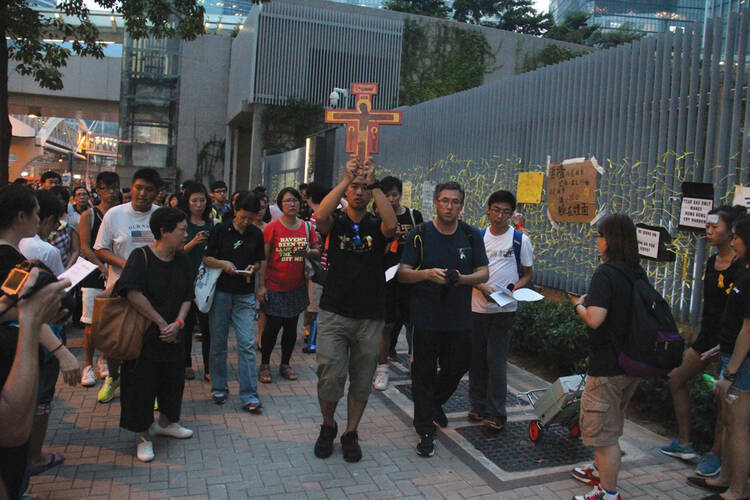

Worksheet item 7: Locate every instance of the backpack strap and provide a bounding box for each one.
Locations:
[408,207,416,227]
[413,222,427,270]
[512,228,523,276]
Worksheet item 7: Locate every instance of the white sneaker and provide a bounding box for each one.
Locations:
[136,436,154,462]
[373,364,389,391]
[81,365,96,387]
[96,358,109,379]
[150,422,193,439]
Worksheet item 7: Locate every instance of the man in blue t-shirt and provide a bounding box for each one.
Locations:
[398,181,489,458]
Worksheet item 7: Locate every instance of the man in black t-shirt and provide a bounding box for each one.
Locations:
[399,181,489,458]
[313,156,396,463]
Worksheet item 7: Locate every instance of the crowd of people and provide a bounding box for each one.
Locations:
[0,158,749,500]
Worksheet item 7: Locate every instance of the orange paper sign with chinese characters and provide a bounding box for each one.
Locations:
[324,83,402,162]
[547,160,598,223]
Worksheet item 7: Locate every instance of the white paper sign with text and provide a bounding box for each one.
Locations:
[636,226,660,259]
[679,197,713,229]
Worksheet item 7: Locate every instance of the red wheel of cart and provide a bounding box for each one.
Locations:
[528,420,543,442]
[569,423,580,438]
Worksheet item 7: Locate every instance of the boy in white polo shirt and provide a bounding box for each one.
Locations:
[470,190,533,431]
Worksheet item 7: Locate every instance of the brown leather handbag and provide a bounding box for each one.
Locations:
[91,248,151,360]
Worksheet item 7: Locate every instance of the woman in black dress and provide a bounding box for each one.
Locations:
[116,207,195,463]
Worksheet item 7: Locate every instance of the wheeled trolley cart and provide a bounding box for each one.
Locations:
[518,374,586,442]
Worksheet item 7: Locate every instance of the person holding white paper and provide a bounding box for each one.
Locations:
[470,190,533,432]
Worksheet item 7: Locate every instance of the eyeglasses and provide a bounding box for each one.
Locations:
[489,208,512,215]
[437,198,462,208]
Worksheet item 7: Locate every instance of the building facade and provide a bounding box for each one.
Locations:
[550,0,706,34]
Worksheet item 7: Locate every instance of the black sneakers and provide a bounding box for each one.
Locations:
[433,407,448,428]
[314,423,338,458]
[340,431,362,462]
[416,433,435,457]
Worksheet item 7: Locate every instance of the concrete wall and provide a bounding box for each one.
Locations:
[176,35,233,182]
[227,7,260,124]
[8,55,121,102]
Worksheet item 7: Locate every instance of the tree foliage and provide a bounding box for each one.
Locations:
[399,20,495,106]
[453,0,553,35]
[383,0,450,18]
[0,0,262,186]
[544,10,645,49]
[521,44,589,72]
[261,99,325,156]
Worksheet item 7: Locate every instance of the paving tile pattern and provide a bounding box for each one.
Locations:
[395,380,529,413]
[26,328,703,499]
[455,422,593,472]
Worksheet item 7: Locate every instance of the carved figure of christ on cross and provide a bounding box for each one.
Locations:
[324,83,402,163]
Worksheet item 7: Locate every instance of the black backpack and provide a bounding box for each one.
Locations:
[606,262,684,377]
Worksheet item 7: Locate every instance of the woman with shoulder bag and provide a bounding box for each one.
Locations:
[568,214,645,500]
[178,182,213,382]
[115,207,195,463]
[256,187,320,383]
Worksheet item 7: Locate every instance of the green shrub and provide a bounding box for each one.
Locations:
[509,300,588,374]
[510,299,719,451]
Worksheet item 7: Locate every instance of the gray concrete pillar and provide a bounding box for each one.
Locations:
[249,104,265,188]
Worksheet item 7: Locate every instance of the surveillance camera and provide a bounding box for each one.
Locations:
[329,91,340,107]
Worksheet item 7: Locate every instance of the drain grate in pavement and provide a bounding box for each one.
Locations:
[394,380,528,413]
[455,421,592,472]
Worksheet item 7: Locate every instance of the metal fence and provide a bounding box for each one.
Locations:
[328,11,750,324]
[264,146,305,197]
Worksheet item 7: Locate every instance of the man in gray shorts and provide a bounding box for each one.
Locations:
[312,156,396,462]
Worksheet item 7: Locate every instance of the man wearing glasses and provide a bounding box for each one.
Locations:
[312,156,396,463]
[210,181,231,222]
[398,181,489,457]
[470,190,533,432]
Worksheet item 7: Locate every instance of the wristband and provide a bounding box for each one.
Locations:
[50,342,64,355]
[176,319,185,329]
[574,303,583,312]
[723,370,737,382]
[367,181,381,190]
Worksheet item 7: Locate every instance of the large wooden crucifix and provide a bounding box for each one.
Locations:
[324,83,402,162]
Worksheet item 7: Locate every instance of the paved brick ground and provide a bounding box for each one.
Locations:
[27,328,705,499]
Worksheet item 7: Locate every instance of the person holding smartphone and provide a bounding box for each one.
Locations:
[203,194,265,411]
[256,187,320,384]
[178,182,213,382]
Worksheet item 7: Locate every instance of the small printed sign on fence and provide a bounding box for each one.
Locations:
[733,185,750,208]
[421,181,435,216]
[635,223,675,261]
[401,181,413,208]
[517,172,544,204]
[679,182,714,230]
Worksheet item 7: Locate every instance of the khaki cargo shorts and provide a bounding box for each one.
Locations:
[316,310,383,402]
[580,374,639,448]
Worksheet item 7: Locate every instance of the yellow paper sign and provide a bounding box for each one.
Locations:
[517,172,544,204]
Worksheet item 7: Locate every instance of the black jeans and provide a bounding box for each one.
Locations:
[469,312,515,418]
[260,314,299,365]
[183,303,210,373]
[411,327,471,435]
[120,356,184,433]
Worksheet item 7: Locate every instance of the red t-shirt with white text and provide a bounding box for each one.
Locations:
[263,219,318,291]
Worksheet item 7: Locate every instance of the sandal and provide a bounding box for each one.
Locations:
[280,364,298,380]
[259,364,272,383]
[30,452,65,476]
